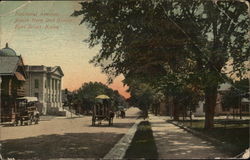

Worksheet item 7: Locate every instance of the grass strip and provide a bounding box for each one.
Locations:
[174,120,249,156]
[124,120,158,159]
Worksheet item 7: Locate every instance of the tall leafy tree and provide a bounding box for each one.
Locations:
[72,0,249,128]
[125,79,155,111]
[75,82,127,113]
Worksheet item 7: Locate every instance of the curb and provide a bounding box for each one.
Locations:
[103,119,141,159]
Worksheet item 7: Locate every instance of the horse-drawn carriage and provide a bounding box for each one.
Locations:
[92,95,114,126]
[15,97,40,126]
[1,97,39,126]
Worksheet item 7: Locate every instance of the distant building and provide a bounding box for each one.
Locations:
[193,101,205,117]
[24,65,64,115]
[194,83,231,117]
[194,82,250,116]
[0,43,27,122]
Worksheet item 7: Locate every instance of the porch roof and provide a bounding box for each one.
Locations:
[0,56,20,75]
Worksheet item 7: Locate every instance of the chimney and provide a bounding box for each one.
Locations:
[5,43,9,48]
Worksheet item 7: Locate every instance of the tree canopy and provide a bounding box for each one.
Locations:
[73,82,128,113]
[72,0,249,128]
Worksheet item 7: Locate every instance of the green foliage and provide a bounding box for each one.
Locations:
[72,0,249,127]
[126,80,155,110]
[125,121,158,159]
[179,120,250,155]
[72,0,249,84]
[73,82,128,112]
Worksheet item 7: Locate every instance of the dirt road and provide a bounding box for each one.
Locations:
[0,107,140,159]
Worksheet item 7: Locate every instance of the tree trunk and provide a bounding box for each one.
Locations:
[182,109,185,121]
[157,103,160,116]
[182,106,186,121]
[189,107,192,121]
[233,107,235,119]
[240,103,242,119]
[204,86,217,129]
[173,97,179,121]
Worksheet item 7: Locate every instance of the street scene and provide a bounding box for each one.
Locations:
[0,0,250,159]
[1,108,140,159]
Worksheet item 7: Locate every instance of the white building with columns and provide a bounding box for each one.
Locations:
[24,65,64,115]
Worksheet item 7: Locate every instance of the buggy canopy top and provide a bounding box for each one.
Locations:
[17,97,38,102]
[96,94,110,99]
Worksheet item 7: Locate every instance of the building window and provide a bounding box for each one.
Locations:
[45,80,47,88]
[242,104,249,112]
[35,79,39,88]
[35,93,39,99]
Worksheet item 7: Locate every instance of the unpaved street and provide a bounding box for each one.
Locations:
[0,107,140,159]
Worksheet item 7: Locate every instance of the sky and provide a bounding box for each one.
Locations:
[0,1,130,98]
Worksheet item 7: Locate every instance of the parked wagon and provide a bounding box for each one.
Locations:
[92,95,114,126]
[15,97,40,126]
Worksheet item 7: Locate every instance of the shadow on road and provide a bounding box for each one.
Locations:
[151,120,228,159]
[1,132,123,159]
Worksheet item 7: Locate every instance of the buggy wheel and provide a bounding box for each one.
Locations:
[108,118,112,126]
[29,119,32,125]
[35,114,39,124]
[35,118,39,124]
[29,115,34,125]
[92,117,96,126]
[13,121,18,126]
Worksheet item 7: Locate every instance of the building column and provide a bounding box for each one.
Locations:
[52,78,54,107]
[49,78,52,104]
[59,80,61,108]
[55,79,57,107]
[56,79,59,108]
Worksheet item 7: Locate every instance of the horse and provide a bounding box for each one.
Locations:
[109,111,115,126]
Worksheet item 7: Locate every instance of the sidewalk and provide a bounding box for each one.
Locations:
[148,114,229,159]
